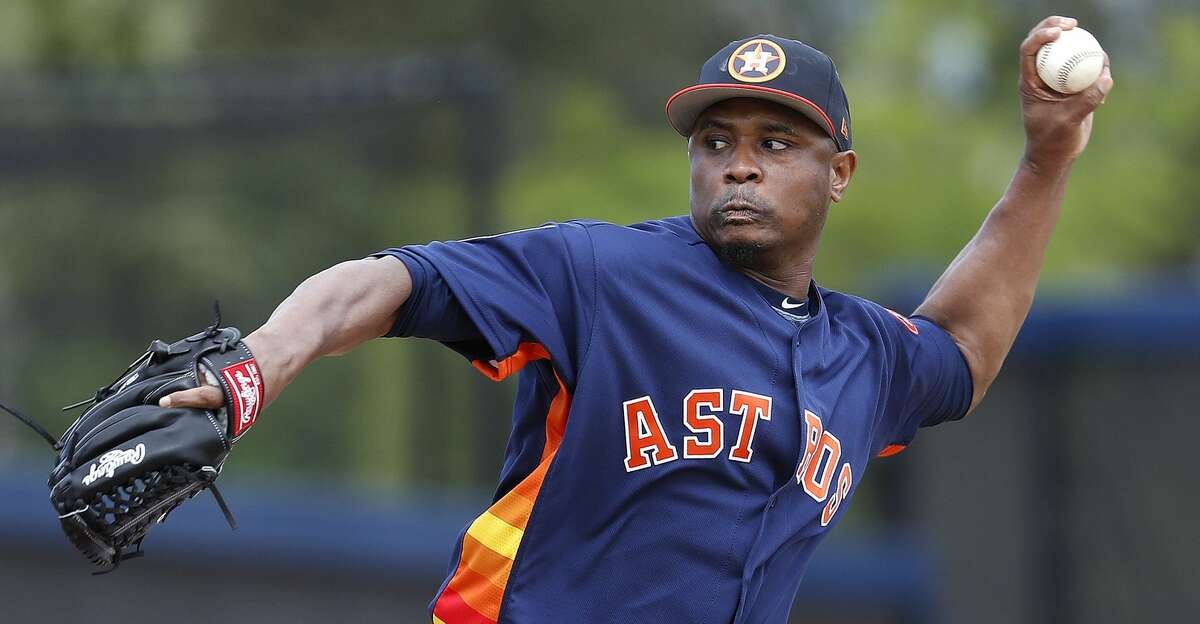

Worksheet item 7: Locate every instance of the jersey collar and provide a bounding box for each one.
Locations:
[670,214,831,354]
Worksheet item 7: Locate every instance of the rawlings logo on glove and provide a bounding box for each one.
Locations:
[221,360,263,437]
[81,444,147,486]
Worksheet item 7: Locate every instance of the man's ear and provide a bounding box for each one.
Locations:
[830,150,857,203]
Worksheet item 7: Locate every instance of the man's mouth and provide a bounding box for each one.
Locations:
[717,201,765,224]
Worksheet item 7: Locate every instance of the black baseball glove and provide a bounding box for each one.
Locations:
[2,308,264,571]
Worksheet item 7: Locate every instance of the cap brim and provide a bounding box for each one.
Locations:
[665,83,836,141]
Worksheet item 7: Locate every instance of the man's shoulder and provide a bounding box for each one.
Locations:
[818,286,883,313]
[568,215,701,243]
[568,215,706,256]
[817,286,910,335]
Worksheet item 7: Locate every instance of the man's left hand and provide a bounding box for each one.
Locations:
[1019,15,1114,170]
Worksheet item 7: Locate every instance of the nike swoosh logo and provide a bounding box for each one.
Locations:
[781,298,805,309]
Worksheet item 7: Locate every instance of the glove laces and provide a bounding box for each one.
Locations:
[0,402,59,449]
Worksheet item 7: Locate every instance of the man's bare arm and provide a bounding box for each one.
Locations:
[913,16,1113,412]
[160,256,412,409]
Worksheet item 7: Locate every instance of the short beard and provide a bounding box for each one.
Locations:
[714,241,764,268]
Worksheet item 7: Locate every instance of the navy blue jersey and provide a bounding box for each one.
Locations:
[373,216,972,624]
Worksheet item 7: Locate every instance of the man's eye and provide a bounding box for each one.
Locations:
[764,139,788,151]
[707,138,729,150]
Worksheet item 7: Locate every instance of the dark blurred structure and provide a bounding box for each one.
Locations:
[898,280,1200,624]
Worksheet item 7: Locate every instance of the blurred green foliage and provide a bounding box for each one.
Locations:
[1,0,1197,502]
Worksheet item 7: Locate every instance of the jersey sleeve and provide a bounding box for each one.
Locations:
[379,251,491,355]
[875,310,974,454]
[372,222,596,386]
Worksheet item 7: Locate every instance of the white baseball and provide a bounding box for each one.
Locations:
[1036,27,1106,94]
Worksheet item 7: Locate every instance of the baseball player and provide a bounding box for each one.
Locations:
[156,16,1111,623]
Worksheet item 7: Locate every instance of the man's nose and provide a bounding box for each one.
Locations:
[724,147,762,183]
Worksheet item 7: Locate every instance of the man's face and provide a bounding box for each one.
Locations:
[688,98,853,270]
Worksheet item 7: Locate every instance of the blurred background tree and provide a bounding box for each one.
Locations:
[2,0,1198,487]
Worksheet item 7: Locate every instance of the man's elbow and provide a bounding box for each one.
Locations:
[955,336,1004,415]
[914,306,1004,414]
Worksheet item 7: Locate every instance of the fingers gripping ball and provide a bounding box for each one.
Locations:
[6,313,264,571]
[1036,27,1106,94]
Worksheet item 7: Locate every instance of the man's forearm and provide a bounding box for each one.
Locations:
[911,17,1111,410]
[244,256,413,406]
[915,159,1073,407]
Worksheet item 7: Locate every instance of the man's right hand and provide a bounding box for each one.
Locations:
[159,334,268,409]
[158,380,227,409]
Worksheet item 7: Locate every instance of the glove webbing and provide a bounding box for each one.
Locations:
[1,404,239,569]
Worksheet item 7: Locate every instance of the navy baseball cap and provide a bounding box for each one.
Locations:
[666,35,852,151]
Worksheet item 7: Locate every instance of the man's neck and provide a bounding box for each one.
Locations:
[736,264,813,301]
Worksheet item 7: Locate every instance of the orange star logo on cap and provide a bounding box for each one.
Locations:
[728,39,786,83]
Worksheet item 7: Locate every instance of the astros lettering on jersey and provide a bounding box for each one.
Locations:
[374,215,971,623]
